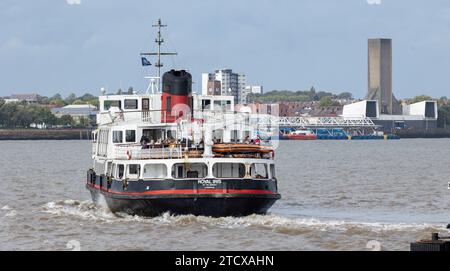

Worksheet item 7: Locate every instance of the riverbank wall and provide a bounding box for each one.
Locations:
[395,128,450,139]
[0,129,94,140]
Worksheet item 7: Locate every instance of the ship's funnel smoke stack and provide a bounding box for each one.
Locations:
[161,69,193,122]
[162,69,192,95]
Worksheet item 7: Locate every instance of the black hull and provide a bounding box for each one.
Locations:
[88,188,278,217]
[86,171,281,217]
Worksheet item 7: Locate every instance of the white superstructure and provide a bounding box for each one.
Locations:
[91,91,275,180]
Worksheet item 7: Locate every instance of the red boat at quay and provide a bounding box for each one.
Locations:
[282,130,317,140]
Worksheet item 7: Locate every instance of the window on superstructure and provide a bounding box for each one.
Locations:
[104,100,121,110]
[124,99,138,110]
[106,162,113,176]
[143,164,167,179]
[214,101,221,111]
[117,164,125,179]
[125,130,136,143]
[213,163,245,178]
[231,130,239,143]
[250,163,268,179]
[202,99,211,110]
[142,98,150,111]
[113,131,123,143]
[172,163,208,179]
[144,129,166,142]
[226,101,231,111]
[167,130,175,140]
[128,164,140,178]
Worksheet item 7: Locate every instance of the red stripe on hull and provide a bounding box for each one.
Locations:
[87,183,276,196]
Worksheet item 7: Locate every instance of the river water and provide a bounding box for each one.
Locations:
[0,139,449,251]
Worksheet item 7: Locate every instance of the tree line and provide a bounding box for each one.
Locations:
[247,87,353,105]
[0,100,92,128]
[38,93,99,107]
[40,87,136,107]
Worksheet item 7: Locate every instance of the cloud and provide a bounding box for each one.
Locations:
[66,0,81,5]
[367,0,382,4]
[0,38,68,57]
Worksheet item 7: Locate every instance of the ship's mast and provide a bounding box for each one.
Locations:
[141,19,177,92]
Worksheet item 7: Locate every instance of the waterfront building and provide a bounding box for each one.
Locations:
[7,93,39,104]
[240,85,264,104]
[200,74,221,96]
[247,85,263,95]
[201,69,246,103]
[51,104,98,123]
[3,98,20,104]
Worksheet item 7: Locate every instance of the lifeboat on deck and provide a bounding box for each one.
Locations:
[213,143,273,154]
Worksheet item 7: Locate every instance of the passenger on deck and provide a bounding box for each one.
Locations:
[198,139,204,150]
[254,135,261,145]
[140,135,150,149]
[166,138,176,145]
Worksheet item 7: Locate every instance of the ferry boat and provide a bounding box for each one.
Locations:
[85,20,280,217]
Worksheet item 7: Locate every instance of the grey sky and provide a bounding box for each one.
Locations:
[1,0,449,98]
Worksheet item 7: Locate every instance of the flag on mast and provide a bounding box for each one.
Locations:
[141,57,152,66]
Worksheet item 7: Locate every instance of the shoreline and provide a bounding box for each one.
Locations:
[1,128,450,140]
[0,129,94,140]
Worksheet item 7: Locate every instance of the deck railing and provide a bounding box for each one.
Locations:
[115,144,184,160]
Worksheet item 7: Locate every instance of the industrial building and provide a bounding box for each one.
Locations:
[51,104,98,123]
[366,39,402,115]
[342,38,438,132]
[342,100,437,131]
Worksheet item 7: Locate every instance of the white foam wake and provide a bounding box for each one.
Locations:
[1,205,17,217]
[150,213,443,234]
[1,205,12,211]
[42,200,117,222]
[40,199,444,234]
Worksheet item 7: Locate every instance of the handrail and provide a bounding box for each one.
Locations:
[115,144,184,160]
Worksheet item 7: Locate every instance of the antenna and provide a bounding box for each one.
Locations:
[141,18,178,92]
